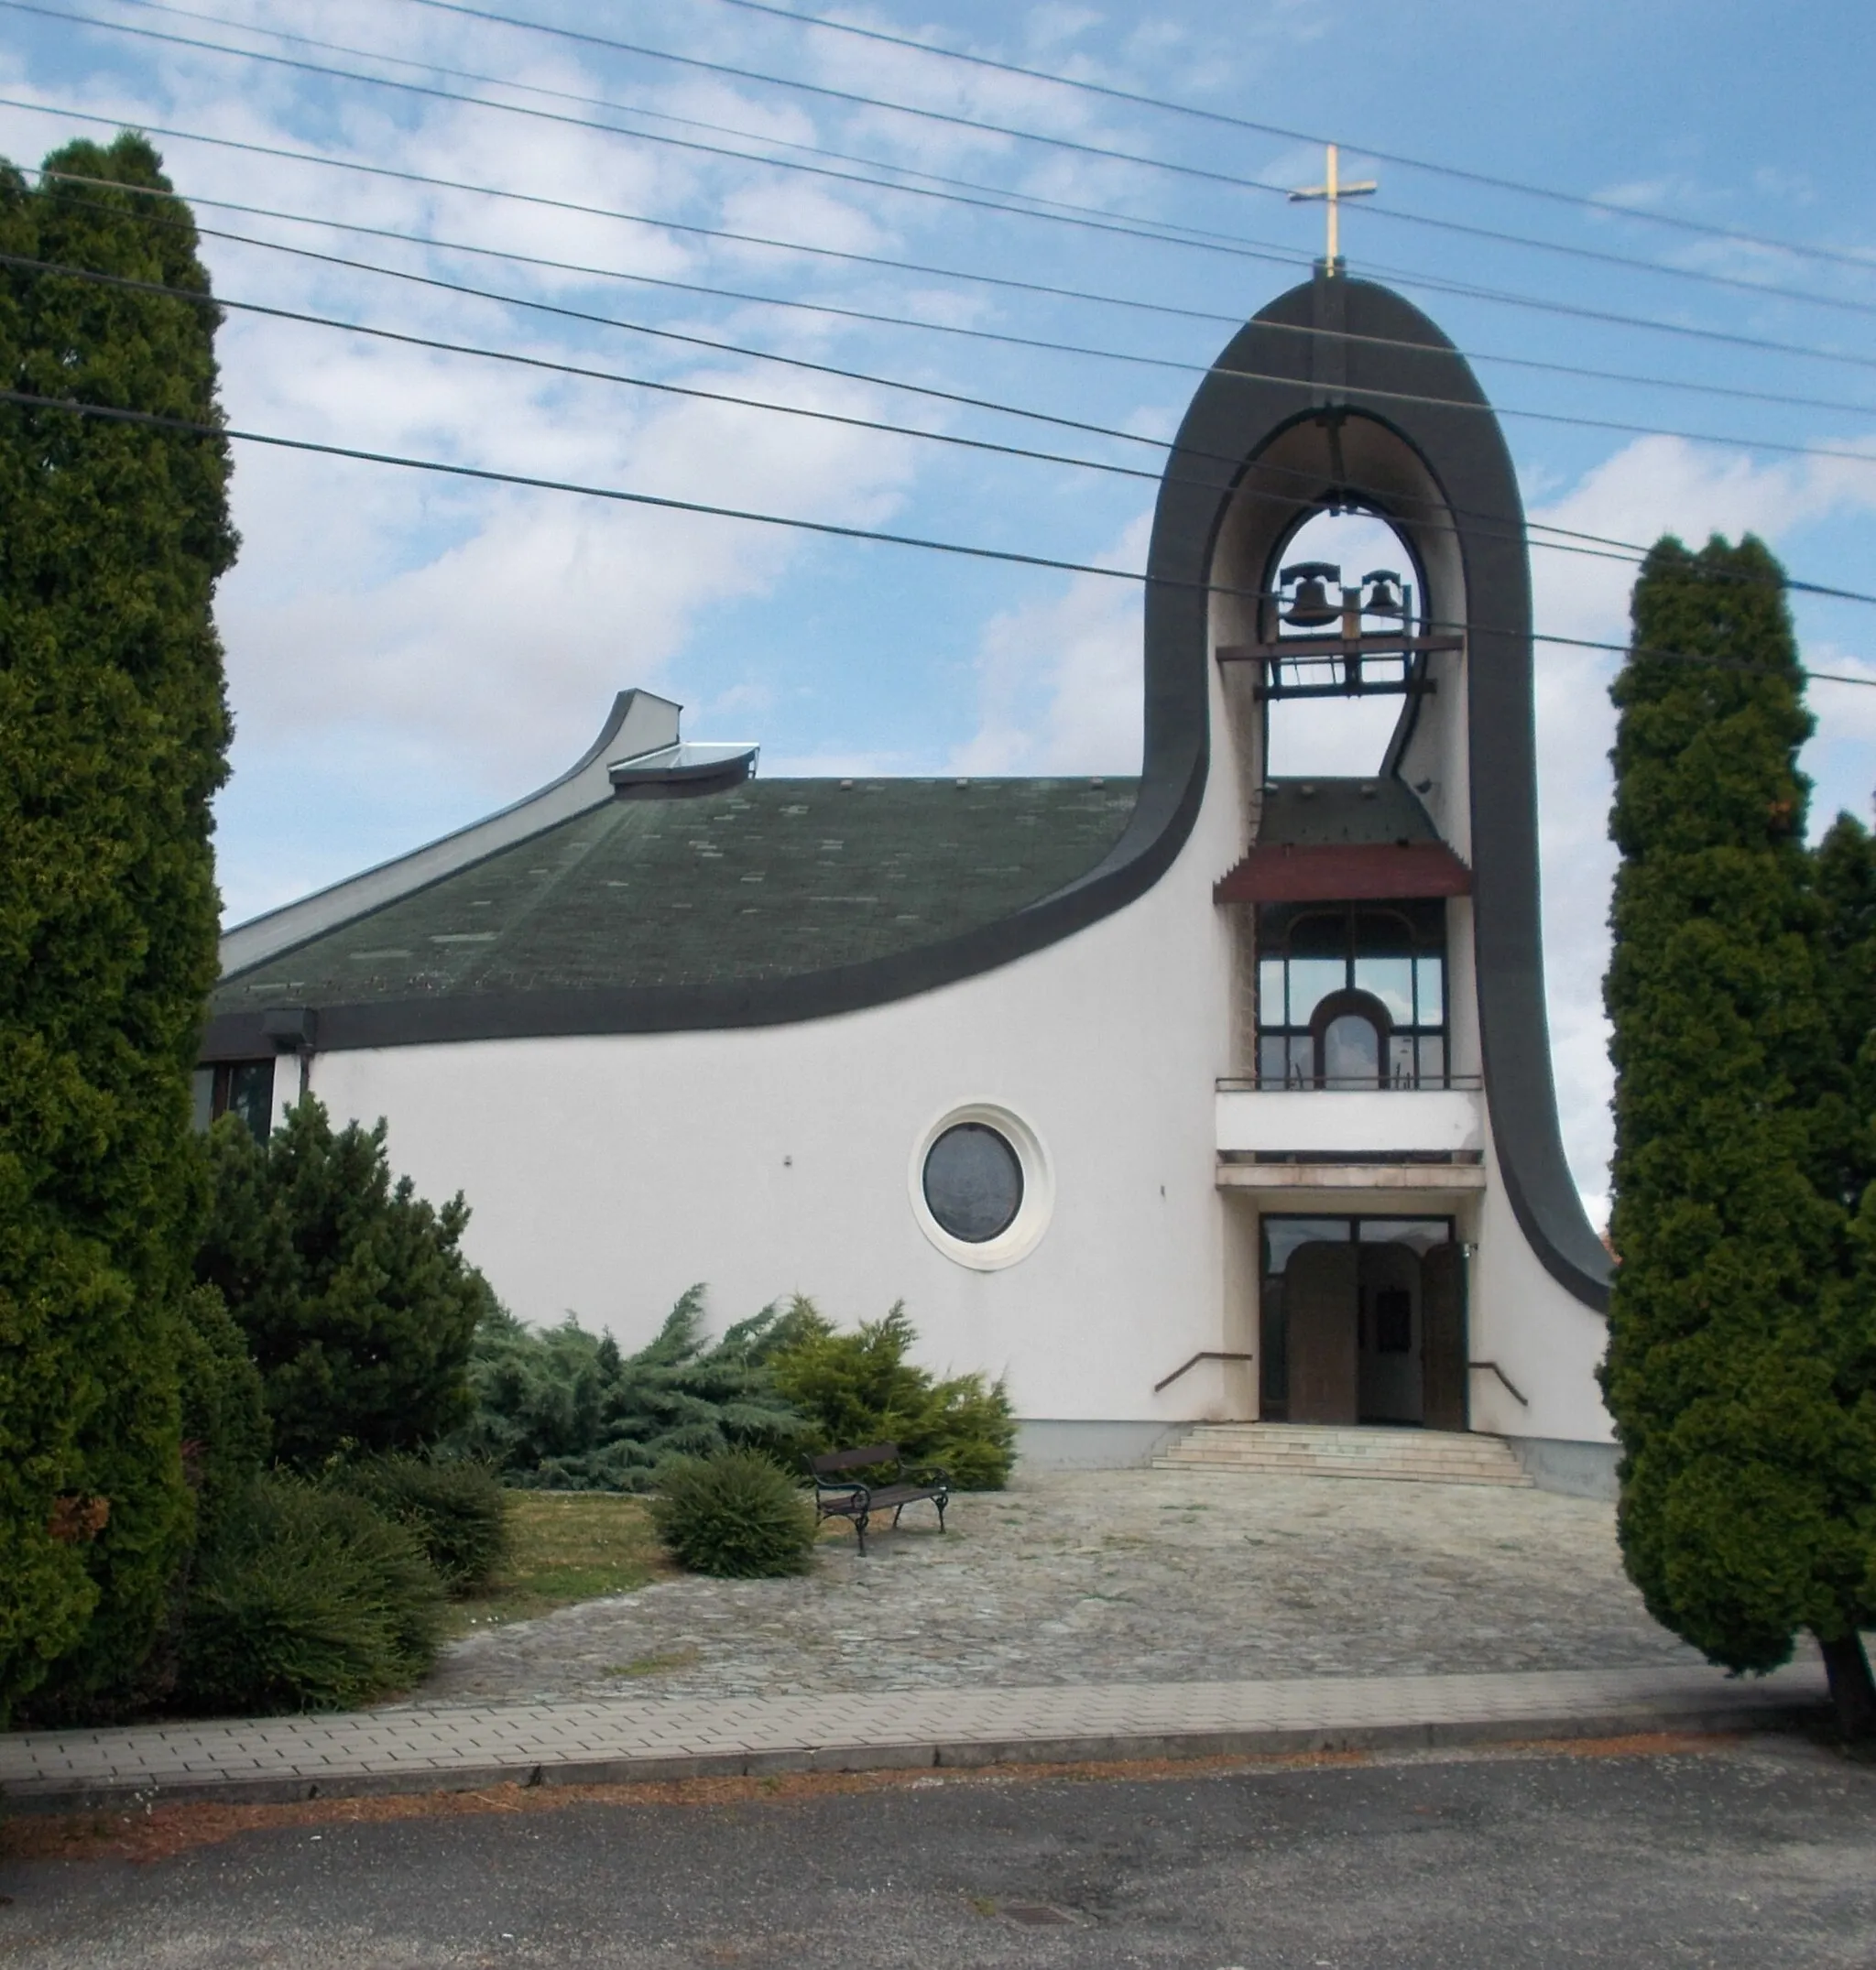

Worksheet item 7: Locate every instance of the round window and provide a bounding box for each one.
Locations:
[922,1122,1024,1244]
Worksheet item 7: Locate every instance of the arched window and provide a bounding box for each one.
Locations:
[1314,989,1389,1089]
[1256,901,1447,1090]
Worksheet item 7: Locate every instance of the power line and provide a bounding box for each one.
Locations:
[0,243,1177,488]
[1,1,1325,264]
[107,0,1876,325]
[0,95,1244,331]
[20,0,1876,387]
[8,86,1876,383]
[109,209,1876,479]
[39,164,1876,431]
[21,201,1876,613]
[703,0,1876,277]
[5,383,1868,693]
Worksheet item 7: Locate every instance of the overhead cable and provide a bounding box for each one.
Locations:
[7,88,1876,380]
[38,166,1876,430]
[101,0,1876,323]
[94,213,1876,476]
[4,384,1869,694]
[0,2,1328,263]
[703,0,1876,276]
[15,229,1876,619]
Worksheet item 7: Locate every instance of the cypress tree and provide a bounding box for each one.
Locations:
[1601,534,1876,1739]
[0,136,234,1718]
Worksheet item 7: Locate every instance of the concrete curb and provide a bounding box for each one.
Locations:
[0,1671,1830,1816]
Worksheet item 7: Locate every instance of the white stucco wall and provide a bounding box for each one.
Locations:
[1465,1124,1616,1445]
[285,524,1611,1443]
[306,758,1249,1427]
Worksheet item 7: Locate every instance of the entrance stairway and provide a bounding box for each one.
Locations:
[1153,1423,1532,1487]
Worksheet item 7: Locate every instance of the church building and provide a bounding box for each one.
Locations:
[198,264,1618,1496]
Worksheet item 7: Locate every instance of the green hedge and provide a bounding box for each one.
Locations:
[768,1301,1017,1489]
[176,1475,444,1714]
[325,1453,506,1590]
[453,1287,805,1490]
[197,1099,496,1467]
[651,1452,817,1579]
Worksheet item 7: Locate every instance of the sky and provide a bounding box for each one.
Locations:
[4,0,1875,1220]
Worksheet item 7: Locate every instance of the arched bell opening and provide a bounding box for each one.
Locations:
[1260,506,1423,778]
[1206,407,1471,858]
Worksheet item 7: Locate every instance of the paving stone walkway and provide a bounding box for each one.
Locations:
[0,1663,1830,1812]
[426,1465,1702,1707]
[3,1468,1841,1815]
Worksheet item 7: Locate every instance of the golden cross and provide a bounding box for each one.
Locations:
[1288,142,1377,267]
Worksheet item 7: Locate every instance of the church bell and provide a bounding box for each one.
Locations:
[1280,561,1342,628]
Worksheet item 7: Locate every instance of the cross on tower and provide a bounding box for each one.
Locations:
[1288,143,1377,268]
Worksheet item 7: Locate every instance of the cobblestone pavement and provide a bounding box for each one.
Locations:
[419,1466,1699,1709]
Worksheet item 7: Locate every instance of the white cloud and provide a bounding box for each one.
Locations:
[951,511,1149,775]
[1525,433,1876,1203]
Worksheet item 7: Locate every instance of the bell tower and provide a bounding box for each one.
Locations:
[1139,249,1610,1434]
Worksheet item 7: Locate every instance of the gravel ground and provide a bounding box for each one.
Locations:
[416,1465,1699,1709]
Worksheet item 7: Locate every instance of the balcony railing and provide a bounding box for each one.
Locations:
[1217,1073,1484,1094]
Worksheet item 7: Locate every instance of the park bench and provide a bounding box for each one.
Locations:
[807,1443,950,1556]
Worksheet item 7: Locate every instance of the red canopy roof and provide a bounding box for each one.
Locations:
[1214,841,1471,904]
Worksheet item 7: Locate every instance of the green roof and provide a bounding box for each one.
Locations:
[214,777,1140,1015]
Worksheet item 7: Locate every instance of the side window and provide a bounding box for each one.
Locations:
[193,1058,277,1143]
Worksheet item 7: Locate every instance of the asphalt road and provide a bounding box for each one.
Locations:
[4,1736,1873,1968]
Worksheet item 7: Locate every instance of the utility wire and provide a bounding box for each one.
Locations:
[1,2,1335,263]
[4,384,1868,693]
[8,89,1876,381]
[38,167,1876,431]
[704,0,1876,277]
[0,244,1178,487]
[18,1,1876,382]
[105,0,1876,324]
[89,210,1876,478]
[20,207,1876,612]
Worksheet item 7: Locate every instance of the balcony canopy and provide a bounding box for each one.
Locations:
[1215,841,1472,904]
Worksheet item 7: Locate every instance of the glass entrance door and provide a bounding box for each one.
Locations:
[1260,1216,1464,1427]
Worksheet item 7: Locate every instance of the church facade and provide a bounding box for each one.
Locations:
[200,269,1617,1492]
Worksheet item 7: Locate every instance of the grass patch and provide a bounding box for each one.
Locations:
[447,1492,669,1632]
[605,1647,702,1680]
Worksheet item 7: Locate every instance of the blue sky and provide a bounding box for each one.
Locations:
[4,0,1875,1212]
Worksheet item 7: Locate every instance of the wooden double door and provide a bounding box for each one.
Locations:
[1281,1233,1466,1430]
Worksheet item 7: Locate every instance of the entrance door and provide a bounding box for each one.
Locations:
[1286,1241,1358,1423]
[1260,1216,1460,1426]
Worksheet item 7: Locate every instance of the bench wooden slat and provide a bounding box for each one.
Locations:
[806,1444,950,1555]
[810,1442,900,1475]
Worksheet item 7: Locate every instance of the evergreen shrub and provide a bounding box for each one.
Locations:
[326,1453,507,1590]
[453,1287,806,1490]
[768,1301,1017,1489]
[650,1451,817,1579]
[176,1283,271,1540]
[0,136,235,1721]
[197,1100,495,1466]
[175,1475,444,1714]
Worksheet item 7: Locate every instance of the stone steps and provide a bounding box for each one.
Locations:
[1154,1423,1532,1487]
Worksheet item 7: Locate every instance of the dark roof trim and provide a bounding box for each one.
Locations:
[1214,843,1471,903]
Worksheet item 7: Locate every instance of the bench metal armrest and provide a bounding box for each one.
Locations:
[900,1463,951,1491]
